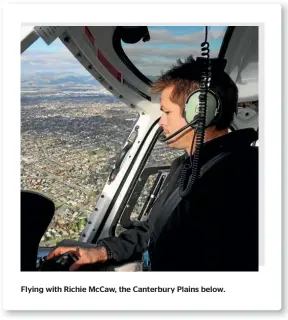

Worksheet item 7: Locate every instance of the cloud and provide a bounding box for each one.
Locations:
[148,28,225,45]
[122,45,219,76]
[21,27,223,78]
[22,49,77,64]
[21,48,87,75]
[123,45,218,59]
[119,27,223,76]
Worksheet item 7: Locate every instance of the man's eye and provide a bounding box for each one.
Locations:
[165,111,170,114]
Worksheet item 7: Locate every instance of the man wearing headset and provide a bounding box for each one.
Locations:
[47,56,258,271]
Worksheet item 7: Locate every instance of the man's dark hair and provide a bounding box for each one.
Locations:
[150,55,238,130]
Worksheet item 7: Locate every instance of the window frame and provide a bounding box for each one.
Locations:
[103,121,164,238]
[112,27,152,86]
[106,120,184,238]
[113,26,232,87]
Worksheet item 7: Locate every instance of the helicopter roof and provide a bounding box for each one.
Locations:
[21,26,258,115]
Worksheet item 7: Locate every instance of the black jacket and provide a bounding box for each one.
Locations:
[99,128,258,271]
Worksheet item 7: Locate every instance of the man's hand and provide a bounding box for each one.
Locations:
[46,246,108,271]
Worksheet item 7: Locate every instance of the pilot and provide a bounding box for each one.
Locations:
[47,55,258,271]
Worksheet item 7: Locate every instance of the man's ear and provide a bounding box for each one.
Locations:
[180,111,188,124]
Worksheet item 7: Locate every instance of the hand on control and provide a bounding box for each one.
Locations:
[46,246,108,271]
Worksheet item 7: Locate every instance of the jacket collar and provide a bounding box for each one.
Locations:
[185,128,258,164]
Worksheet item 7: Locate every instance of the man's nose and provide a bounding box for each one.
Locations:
[158,114,165,127]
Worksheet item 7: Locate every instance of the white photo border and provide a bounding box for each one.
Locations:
[1,2,281,311]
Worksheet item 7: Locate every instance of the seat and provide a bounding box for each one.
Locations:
[21,191,55,271]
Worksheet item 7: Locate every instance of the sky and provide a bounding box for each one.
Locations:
[21,26,227,80]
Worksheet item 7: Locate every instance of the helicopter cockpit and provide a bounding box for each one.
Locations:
[21,25,258,271]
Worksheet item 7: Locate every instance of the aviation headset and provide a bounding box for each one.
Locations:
[183,88,222,128]
[159,58,227,143]
[183,57,227,129]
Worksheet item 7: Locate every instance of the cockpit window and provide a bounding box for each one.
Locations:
[21,36,139,247]
[116,26,227,84]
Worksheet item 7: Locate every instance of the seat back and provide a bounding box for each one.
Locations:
[21,191,55,271]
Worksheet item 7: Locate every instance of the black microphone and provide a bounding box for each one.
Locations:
[158,120,196,143]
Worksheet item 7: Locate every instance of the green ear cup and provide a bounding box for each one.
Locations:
[184,89,220,127]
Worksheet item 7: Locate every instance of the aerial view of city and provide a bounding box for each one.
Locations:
[21,25,223,246]
[21,74,182,246]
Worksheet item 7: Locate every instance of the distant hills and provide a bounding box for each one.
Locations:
[21,72,99,87]
[21,71,158,87]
